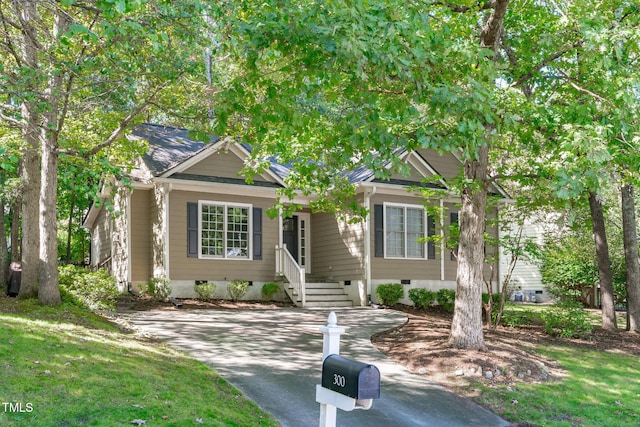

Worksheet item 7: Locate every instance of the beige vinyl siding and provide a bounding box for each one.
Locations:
[416,148,461,180]
[130,189,152,282]
[168,190,279,281]
[311,211,365,281]
[182,150,255,180]
[371,194,441,280]
[388,162,426,182]
[440,202,500,283]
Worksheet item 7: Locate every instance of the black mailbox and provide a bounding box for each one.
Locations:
[321,354,380,400]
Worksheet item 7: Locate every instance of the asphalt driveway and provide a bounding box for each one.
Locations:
[127,307,510,427]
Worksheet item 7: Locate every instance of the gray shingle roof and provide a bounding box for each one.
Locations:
[131,124,451,191]
[132,124,217,176]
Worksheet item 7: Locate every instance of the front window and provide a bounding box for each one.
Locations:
[385,204,426,259]
[200,202,250,259]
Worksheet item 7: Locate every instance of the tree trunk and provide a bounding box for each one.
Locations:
[0,198,8,290]
[10,199,20,262]
[621,184,640,332]
[38,140,61,306]
[37,6,69,306]
[19,145,40,299]
[588,191,617,330]
[16,0,42,299]
[449,145,489,350]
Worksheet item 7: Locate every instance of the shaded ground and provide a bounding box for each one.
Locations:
[370,305,640,402]
[118,296,640,423]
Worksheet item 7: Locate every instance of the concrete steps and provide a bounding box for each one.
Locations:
[283,280,353,308]
[304,282,352,308]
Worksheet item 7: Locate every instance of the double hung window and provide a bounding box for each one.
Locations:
[385,203,426,259]
[200,202,251,259]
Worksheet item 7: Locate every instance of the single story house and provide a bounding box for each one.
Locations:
[83,124,505,307]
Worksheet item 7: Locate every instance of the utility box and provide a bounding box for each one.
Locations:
[321,354,380,400]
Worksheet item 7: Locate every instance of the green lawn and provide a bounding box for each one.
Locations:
[0,298,279,427]
[477,344,640,426]
[477,304,639,426]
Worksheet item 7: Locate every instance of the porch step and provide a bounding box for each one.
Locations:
[285,281,353,308]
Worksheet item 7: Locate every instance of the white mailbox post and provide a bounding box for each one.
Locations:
[316,312,380,427]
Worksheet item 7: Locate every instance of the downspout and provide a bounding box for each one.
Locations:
[364,185,377,304]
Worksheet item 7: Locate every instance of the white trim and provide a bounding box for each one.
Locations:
[383,202,428,260]
[356,181,458,201]
[126,191,132,284]
[364,186,377,300]
[164,184,172,278]
[229,143,287,187]
[197,200,253,260]
[159,137,228,178]
[296,212,311,273]
[152,177,314,205]
[407,152,449,189]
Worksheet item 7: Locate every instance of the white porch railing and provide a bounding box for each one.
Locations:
[275,244,306,307]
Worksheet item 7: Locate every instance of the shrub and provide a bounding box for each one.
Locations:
[261,282,281,301]
[146,277,172,301]
[194,281,216,301]
[376,283,404,306]
[58,264,119,311]
[539,301,593,338]
[227,280,250,302]
[436,289,456,312]
[408,288,437,310]
[499,308,540,328]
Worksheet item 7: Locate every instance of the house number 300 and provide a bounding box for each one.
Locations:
[333,374,346,387]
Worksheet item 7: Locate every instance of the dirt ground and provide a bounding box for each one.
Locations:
[371,306,640,391]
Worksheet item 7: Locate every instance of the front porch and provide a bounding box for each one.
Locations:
[275,244,352,308]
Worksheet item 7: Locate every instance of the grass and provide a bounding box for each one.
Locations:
[477,344,640,426]
[0,298,279,427]
[477,304,639,426]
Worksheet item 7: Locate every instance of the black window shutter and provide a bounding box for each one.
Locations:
[374,204,384,257]
[450,212,459,261]
[253,207,262,260]
[427,215,436,259]
[187,202,198,258]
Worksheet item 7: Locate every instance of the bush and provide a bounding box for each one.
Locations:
[58,265,119,311]
[376,283,404,306]
[499,307,540,328]
[408,288,437,310]
[261,282,281,301]
[146,277,172,301]
[227,280,250,302]
[194,281,216,301]
[540,301,593,338]
[436,289,456,312]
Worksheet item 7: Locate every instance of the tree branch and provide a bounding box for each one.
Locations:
[509,39,584,88]
[0,111,22,127]
[480,0,508,52]
[427,0,496,13]
[556,69,616,108]
[58,76,182,157]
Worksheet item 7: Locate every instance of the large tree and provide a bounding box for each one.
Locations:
[0,0,210,304]
[212,0,640,347]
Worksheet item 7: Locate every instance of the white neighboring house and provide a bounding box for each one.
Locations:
[499,213,556,303]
